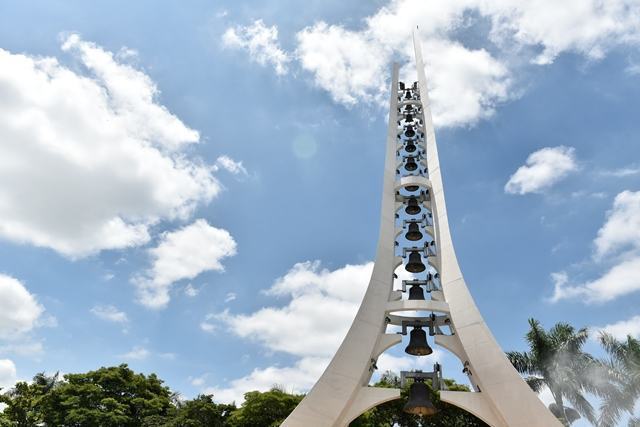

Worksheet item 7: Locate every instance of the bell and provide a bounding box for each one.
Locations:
[404,89,412,100]
[405,157,418,171]
[404,126,415,138]
[405,326,433,356]
[405,223,423,241]
[404,113,414,123]
[405,104,414,113]
[404,379,438,416]
[408,284,425,300]
[405,185,419,192]
[406,251,425,273]
[405,197,421,215]
[405,142,416,153]
[399,82,405,90]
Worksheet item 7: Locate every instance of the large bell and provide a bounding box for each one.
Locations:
[405,197,420,215]
[404,125,415,138]
[405,157,418,171]
[405,326,433,356]
[408,284,425,300]
[405,142,416,153]
[406,251,425,273]
[405,223,423,241]
[404,379,438,416]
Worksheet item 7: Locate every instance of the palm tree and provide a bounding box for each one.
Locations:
[597,333,640,427]
[507,319,603,426]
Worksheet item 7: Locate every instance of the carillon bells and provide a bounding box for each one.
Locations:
[404,125,415,138]
[404,113,414,123]
[405,197,421,215]
[408,284,425,300]
[405,223,423,241]
[406,250,426,273]
[404,89,412,100]
[405,157,418,171]
[405,326,433,356]
[405,142,417,153]
[404,379,438,416]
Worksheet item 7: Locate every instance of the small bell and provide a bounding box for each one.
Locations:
[405,157,418,171]
[405,197,421,215]
[404,89,412,100]
[405,326,433,356]
[404,126,415,138]
[406,250,425,273]
[404,379,438,416]
[399,82,405,90]
[405,142,416,153]
[404,113,414,123]
[405,104,414,113]
[408,284,425,300]
[405,185,419,192]
[405,223,423,241]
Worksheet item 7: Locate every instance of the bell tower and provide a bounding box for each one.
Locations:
[282,32,562,427]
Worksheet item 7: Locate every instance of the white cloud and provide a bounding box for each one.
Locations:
[222,20,290,75]
[200,313,218,333]
[134,219,237,309]
[0,274,44,339]
[207,356,329,404]
[227,0,640,126]
[119,345,149,360]
[551,191,640,303]
[216,261,372,357]
[505,146,578,195]
[0,359,17,390]
[594,191,640,258]
[224,292,237,303]
[184,283,200,297]
[0,35,220,258]
[90,305,128,324]
[592,315,640,340]
[215,155,248,176]
[376,351,443,374]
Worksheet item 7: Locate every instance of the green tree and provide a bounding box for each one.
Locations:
[596,333,640,426]
[41,364,173,426]
[0,372,59,426]
[351,371,489,426]
[507,319,603,426]
[228,387,303,427]
[171,394,236,426]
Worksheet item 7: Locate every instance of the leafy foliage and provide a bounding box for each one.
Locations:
[228,388,303,427]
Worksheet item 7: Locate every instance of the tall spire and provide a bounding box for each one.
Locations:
[282,31,562,427]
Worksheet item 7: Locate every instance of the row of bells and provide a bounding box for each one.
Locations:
[397,90,440,416]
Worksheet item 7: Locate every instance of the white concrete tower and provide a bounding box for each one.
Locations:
[282,32,562,427]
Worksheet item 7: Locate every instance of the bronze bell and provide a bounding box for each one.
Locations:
[408,284,425,300]
[405,142,416,153]
[405,326,433,356]
[405,197,421,215]
[405,223,423,241]
[399,82,405,90]
[405,185,419,192]
[405,157,418,171]
[404,125,415,138]
[404,379,438,416]
[405,113,414,122]
[404,89,412,100]
[406,250,425,273]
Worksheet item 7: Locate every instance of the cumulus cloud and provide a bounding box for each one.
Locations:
[0,274,44,339]
[119,345,149,360]
[551,191,640,303]
[592,315,640,340]
[90,305,129,324]
[225,0,640,126]
[0,359,17,390]
[215,155,248,176]
[222,20,290,75]
[505,146,578,194]
[134,219,237,309]
[0,35,220,257]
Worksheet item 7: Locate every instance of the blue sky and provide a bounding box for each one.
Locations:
[1,0,640,423]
